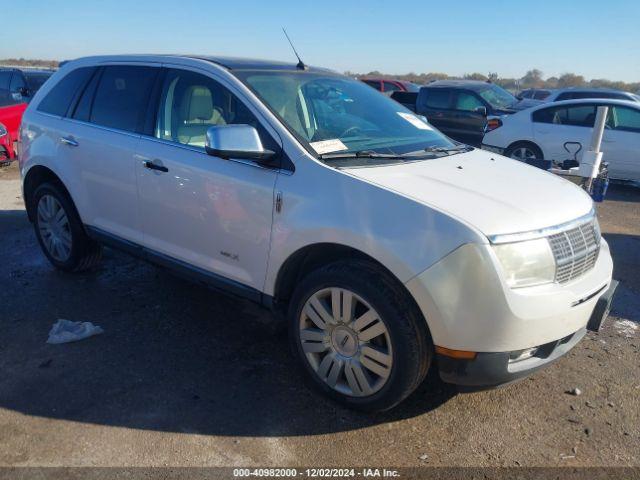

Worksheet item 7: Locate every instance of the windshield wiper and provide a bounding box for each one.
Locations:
[318,150,410,161]
[423,145,473,156]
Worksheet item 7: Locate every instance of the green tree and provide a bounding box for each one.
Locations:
[521,69,544,88]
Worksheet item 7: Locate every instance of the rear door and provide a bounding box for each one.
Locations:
[134,66,279,292]
[418,88,455,136]
[57,64,159,242]
[531,104,595,162]
[602,105,640,180]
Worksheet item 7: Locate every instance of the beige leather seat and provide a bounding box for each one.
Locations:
[176,86,226,147]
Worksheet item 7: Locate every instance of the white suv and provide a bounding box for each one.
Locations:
[19,55,616,411]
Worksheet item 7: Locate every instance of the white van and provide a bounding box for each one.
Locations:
[19,55,615,411]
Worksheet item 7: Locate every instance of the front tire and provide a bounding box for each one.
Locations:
[32,182,102,272]
[288,260,432,411]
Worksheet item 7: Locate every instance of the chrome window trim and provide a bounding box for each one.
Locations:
[136,134,284,173]
[62,117,142,140]
[488,209,596,245]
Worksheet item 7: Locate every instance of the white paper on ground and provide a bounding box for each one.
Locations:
[309,139,349,155]
[397,112,432,130]
[47,319,104,344]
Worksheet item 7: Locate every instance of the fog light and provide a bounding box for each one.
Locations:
[509,347,538,363]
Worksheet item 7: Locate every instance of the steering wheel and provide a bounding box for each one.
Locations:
[339,126,363,138]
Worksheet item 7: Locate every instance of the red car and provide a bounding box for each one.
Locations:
[0,121,15,163]
[360,78,420,95]
[0,102,27,144]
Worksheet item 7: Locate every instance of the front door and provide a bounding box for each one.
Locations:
[135,67,279,291]
[450,91,487,146]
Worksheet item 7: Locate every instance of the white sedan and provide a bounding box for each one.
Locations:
[482,99,640,181]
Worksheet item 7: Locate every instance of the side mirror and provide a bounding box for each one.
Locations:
[474,106,488,117]
[205,125,275,162]
[19,87,30,97]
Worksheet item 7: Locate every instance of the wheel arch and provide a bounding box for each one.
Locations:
[23,165,74,223]
[272,243,427,325]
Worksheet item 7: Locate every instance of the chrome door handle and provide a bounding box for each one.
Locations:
[60,136,79,147]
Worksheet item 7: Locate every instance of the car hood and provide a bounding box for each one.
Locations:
[343,149,594,238]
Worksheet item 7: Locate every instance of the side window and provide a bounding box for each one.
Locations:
[0,71,11,90]
[0,71,14,106]
[565,105,597,127]
[382,81,401,93]
[454,91,484,111]
[37,67,96,116]
[555,92,572,101]
[534,90,551,100]
[363,80,381,90]
[423,88,451,109]
[155,69,270,150]
[71,69,101,122]
[609,106,640,133]
[9,73,26,93]
[532,106,565,124]
[90,66,158,132]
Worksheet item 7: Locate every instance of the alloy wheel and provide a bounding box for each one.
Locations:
[37,194,72,262]
[298,287,393,397]
[510,147,538,161]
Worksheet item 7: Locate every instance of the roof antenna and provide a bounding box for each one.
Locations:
[282,27,307,70]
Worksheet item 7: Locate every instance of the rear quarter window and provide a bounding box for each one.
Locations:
[37,67,96,116]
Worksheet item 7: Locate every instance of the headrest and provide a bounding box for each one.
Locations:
[180,86,213,122]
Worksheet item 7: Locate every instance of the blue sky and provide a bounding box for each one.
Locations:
[3,0,639,82]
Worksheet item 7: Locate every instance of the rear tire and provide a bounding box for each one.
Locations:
[32,182,102,272]
[505,141,543,162]
[288,260,432,412]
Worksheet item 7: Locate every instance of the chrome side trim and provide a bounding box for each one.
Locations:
[488,209,596,244]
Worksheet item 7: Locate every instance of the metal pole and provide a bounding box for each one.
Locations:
[580,106,608,190]
[590,106,608,152]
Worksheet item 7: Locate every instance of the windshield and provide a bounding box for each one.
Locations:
[477,84,518,109]
[235,71,455,163]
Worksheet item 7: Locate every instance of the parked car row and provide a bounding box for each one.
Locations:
[482,98,640,180]
[390,80,538,146]
[0,67,55,160]
[360,77,420,95]
[373,78,640,181]
[0,67,53,106]
[518,87,640,104]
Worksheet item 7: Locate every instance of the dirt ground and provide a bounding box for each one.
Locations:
[0,161,638,469]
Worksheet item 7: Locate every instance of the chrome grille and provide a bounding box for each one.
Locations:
[548,219,601,284]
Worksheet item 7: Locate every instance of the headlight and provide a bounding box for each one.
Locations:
[493,238,555,288]
[0,123,7,138]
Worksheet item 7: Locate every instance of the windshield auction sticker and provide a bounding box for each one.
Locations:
[309,139,349,155]
[397,112,432,130]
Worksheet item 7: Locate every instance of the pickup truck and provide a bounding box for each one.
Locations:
[392,80,538,146]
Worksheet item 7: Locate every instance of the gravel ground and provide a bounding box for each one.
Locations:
[0,162,638,469]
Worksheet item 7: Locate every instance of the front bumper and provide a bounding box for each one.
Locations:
[438,327,586,388]
[405,240,614,353]
[436,275,618,388]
